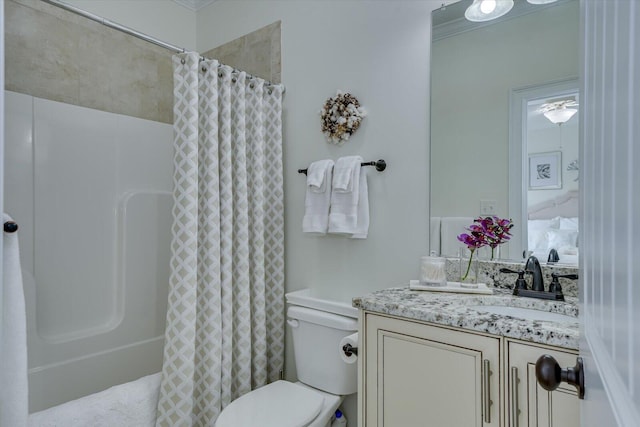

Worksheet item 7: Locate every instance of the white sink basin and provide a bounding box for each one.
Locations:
[469,305,576,322]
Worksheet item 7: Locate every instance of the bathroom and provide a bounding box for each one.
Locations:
[0,0,637,426]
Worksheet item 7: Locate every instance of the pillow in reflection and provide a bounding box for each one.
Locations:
[545,229,579,251]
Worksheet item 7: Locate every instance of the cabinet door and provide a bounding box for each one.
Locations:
[362,314,501,427]
[507,342,579,427]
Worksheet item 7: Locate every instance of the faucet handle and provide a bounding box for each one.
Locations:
[549,273,578,295]
[500,268,528,293]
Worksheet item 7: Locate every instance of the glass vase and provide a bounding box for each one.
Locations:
[491,245,501,261]
[459,247,478,287]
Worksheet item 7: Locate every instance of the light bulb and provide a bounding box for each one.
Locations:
[480,0,497,14]
[465,0,514,22]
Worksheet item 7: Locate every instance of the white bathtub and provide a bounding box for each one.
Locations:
[5,91,173,412]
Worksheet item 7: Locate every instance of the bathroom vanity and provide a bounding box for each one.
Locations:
[354,288,579,427]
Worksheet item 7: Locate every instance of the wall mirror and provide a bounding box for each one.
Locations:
[429,0,579,264]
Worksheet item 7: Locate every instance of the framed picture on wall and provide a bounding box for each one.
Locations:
[529,151,562,190]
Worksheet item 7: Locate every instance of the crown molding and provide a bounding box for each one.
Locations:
[432,0,575,42]
[172,0,218,12]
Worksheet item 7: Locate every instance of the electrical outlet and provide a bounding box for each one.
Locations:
[480,199,497,215]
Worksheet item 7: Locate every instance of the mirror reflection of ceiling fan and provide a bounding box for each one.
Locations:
[537,97,579,124]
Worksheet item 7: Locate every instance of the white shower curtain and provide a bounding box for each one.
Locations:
[156,52,285,426]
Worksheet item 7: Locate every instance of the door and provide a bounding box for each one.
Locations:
[364,314,501,427]
[580,0,640,425]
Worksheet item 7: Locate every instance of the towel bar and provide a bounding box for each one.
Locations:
[298,159,386,175]
[4,221,18,233]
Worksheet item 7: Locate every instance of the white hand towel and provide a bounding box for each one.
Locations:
[351,166,369,239]
[329,156,369,238]
[303,160,334,234]
[332,156,360,192]
[1,213,28,427]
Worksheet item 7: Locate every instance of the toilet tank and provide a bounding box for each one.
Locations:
[287,305,358,395]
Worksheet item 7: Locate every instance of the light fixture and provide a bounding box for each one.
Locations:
[538,99,579,125]
[543,108,577,124]
[526,0,558,4]
[465,0,514,22]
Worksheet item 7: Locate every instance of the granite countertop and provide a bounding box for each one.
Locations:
[353,286,579,350]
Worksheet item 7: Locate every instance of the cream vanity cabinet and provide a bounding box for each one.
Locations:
[507,341,579,427]
[360,313,579,427]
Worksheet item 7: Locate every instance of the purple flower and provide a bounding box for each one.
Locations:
[457,216,514,256]
[478,216,514,249]
[457,232,486,250]
[457,216,514,280]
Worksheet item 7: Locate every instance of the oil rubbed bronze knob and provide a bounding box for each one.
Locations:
[535,354,585,399]
[4,221,18,233]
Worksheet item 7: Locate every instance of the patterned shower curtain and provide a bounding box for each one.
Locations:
[156,52,285,426]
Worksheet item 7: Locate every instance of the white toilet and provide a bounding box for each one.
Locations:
[215,289,358,427]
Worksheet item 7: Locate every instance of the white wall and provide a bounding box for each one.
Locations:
[65,0,197,51]
[197,0,438,301]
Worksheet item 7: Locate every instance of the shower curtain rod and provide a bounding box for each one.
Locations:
[40,0,284,90]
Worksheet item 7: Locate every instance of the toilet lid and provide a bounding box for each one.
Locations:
[215,381,324,427]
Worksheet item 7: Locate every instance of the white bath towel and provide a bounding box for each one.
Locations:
[1,213,28,427]
[329,156,369,238]
[28,373,161,427]
[303,159,334,234]
[430,217,442,255]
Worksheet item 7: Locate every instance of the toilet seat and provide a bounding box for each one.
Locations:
[215,381,325,427]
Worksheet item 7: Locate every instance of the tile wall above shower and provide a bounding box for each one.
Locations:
[5,0,174,124]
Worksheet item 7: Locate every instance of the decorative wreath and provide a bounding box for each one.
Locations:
[320,91,367,145]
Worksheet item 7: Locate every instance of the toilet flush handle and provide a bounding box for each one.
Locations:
[286,319,299,328]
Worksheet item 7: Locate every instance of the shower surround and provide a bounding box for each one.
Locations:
[5,91,173,412]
